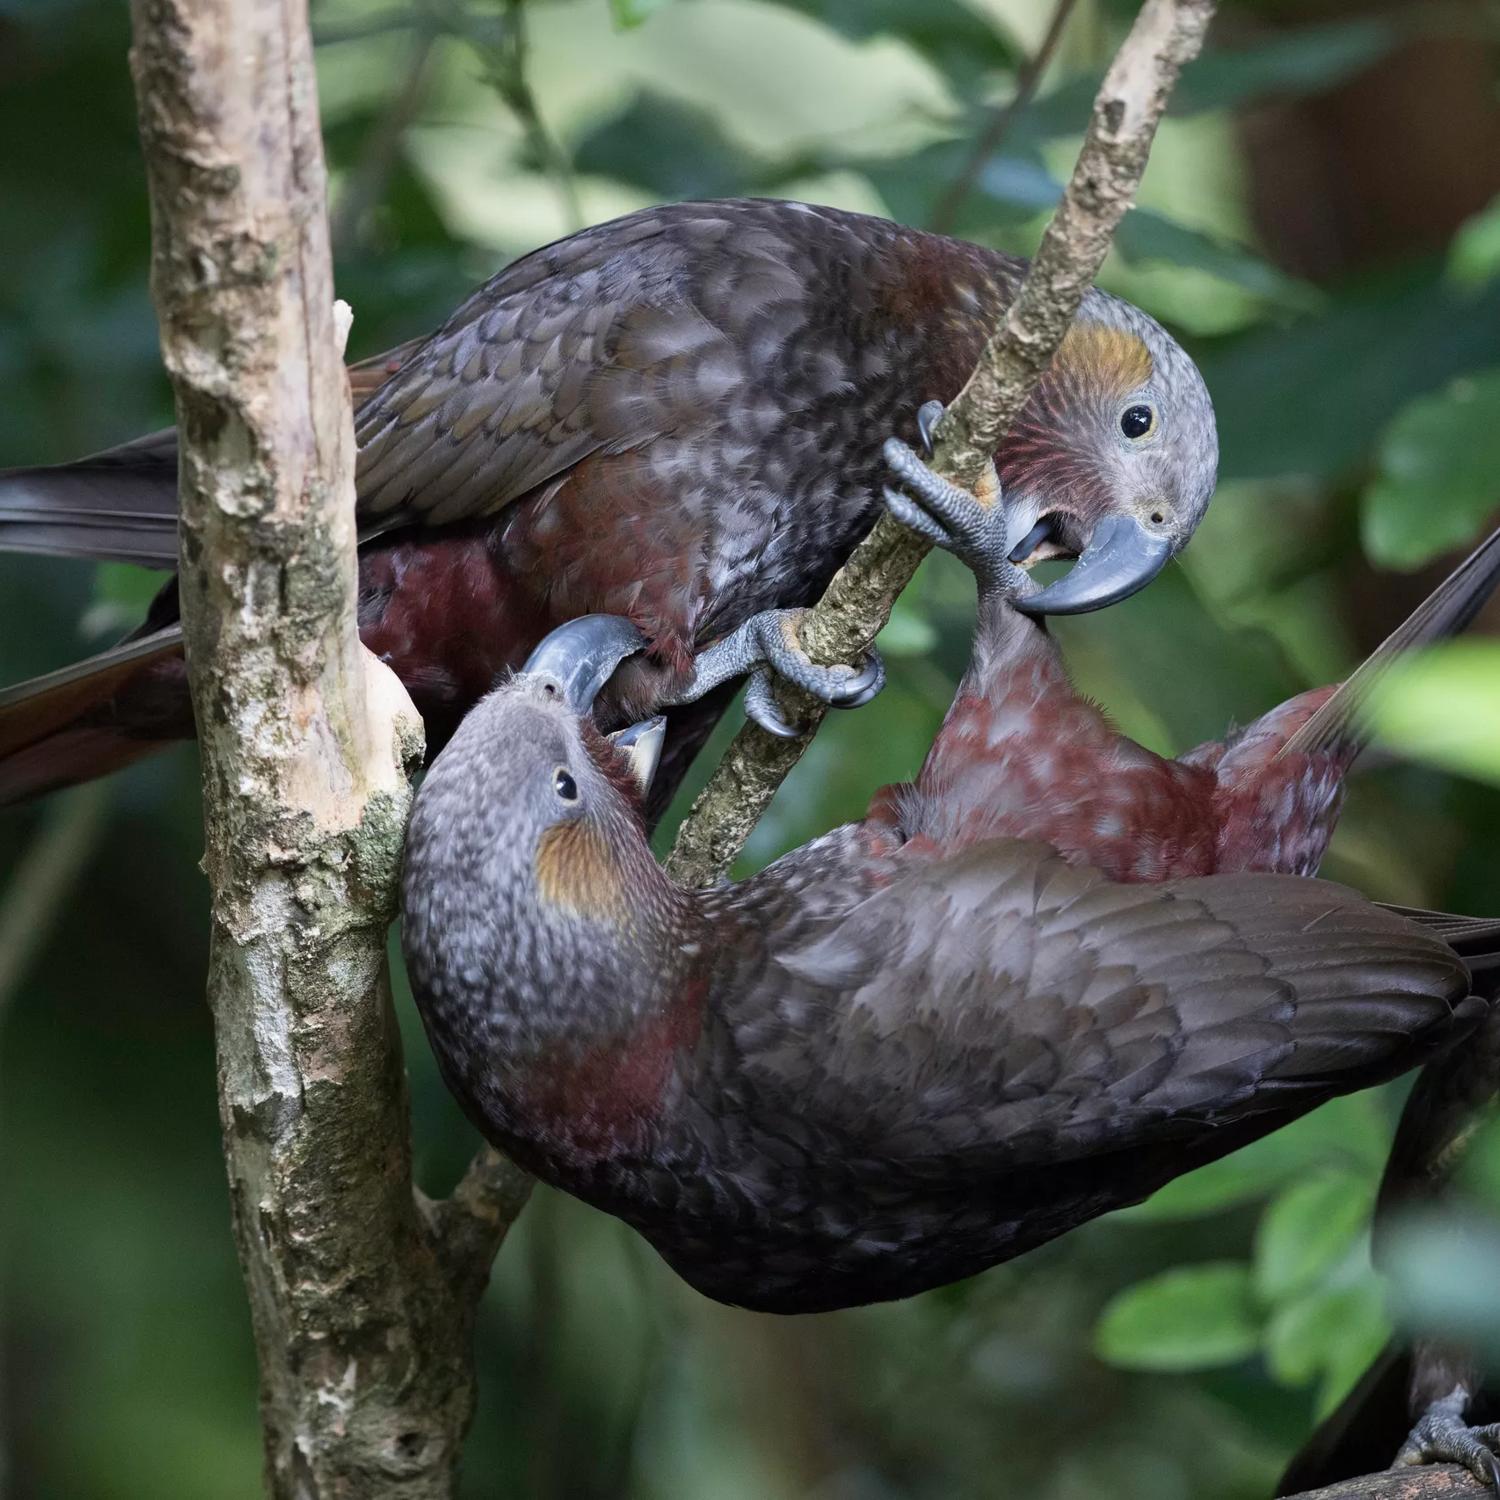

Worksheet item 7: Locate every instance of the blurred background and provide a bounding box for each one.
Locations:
[4,0,1500,1494]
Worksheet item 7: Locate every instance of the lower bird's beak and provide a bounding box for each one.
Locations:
[1015,513,1173,616]
[520,614,647,714]
[607,716,666,795]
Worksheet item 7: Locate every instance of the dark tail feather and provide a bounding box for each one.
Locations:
[1382,904,1500,996]
[0,627,190,804]
[0,429,180,567]
[0,338,426,571]
[1279,521,1500,762]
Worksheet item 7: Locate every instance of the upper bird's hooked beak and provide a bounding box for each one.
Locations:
[519,614,647,714]
[1014,513,1174,617]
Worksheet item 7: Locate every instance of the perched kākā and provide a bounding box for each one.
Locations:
[0,197,1218,812]
[399,599,1491,1316]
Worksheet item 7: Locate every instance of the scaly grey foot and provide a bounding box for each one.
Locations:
[1393,1387,1500,1489]
[666,607,884,740]
[882,421,1027,600]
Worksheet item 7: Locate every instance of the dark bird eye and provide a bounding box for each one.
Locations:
[553,768,578,802]
[1120,405,1154,439]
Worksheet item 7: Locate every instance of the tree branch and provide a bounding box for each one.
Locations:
[665,0,1219,888]
[1280,1464,1486,1498]
[128,1,523,1491]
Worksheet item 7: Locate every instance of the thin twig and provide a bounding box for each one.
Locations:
[665,0,1219,888]
[929,0,1082,237]
[330,28,439,255]
[0,783,109,1021]
[440,0,583,230]
[424,1145,536,1306]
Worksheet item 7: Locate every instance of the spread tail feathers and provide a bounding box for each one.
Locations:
[0,340,422,570]
[1280,521,1500,762]
[0,627,190,804]
[0,429,180,567]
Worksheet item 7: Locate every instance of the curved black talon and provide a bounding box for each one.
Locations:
[916,400,945,457]
[828,652,884,709]
[744,672,801,739]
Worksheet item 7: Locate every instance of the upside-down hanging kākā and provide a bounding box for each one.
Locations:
[398,595,1492,1314]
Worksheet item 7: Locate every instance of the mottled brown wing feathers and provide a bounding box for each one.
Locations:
[350,207,788,534]
[767,842,1471,1171]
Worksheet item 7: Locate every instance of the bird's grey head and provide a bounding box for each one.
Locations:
[996,290,1218,615]
[401,616,669,1046]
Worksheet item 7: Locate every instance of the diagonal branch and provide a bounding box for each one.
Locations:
[666,0,1219,888]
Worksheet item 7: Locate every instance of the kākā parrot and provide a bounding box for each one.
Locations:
[398,599,1492,1317]
[874,424,1500,882]
[0,197,1218,813]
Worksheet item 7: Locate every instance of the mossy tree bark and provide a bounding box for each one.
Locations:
[128,0,528,1492]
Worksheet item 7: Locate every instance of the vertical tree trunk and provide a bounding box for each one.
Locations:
[126,1,520,1492]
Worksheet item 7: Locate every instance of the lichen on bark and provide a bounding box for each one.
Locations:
[127,0,525,1492]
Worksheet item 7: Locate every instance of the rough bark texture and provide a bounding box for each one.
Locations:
[1281,1466,1487,1499]
[127,0,529,1493]
[665,0,1219,888]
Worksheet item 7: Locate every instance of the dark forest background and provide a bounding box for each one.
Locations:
[4,0,1500,1495]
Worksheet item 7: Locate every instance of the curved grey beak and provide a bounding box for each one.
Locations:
[1016,514,1173,616]
[520,614,647,714]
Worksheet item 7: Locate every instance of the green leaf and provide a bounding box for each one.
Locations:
[1123,1147,1296,1223]
[877,594,938,657]
[1094,1263,1262,1372]
[1172,20,1399,117]
[1203,265,1500,486]
[1449,195,1500,288]
[1363,368,1500,568]
[762,0,1018,94]
[1384,1208,1500,1366]
[609,0,672,27]
[1028,20,1400,138]
[1264,1278,1386,1392]
[1114,211,1315,310]
[82,561,166,643]
[573,91,765,201]
[1254,1171,1373,1303]
[969,154,1309,308]
[1367,642,1500,788]
[1457,1118,1500,1205]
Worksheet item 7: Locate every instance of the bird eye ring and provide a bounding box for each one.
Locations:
[1120,404,1155,440]
[553,767,578,802]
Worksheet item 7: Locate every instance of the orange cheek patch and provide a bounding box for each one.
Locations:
[535,820,628,922]
[1058,323,1153,399]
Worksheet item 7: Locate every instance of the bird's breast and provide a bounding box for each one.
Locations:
[507,976,709,1171]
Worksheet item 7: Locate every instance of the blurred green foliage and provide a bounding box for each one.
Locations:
[3,0,1500,1496]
